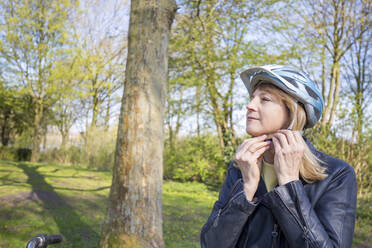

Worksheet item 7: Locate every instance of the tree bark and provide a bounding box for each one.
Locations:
[0,109,11,146]
[99,0,177,247]
[31,101,43,162]
[104,88,112,132]
[321,45,326,102]
[328,63,340,125]
[196,84,201,137]
[321,62,336,127]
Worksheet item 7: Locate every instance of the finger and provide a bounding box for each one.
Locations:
[242,144,269,164]
[246,140,271,154]
[273,132,289,149]
[244,144,270,162]
[278,130,296,146]
[252,145,270,159]
[253,134,268,140]
[239,135,267,154]
[236,138,254,153]
[272,136,283,155]
[283,130,305,152]
[293,131,303,144]
[293,131,306,153]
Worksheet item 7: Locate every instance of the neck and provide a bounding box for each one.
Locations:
[263,146,275,164]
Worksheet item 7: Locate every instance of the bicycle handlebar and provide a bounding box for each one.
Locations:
[26,234,63,248]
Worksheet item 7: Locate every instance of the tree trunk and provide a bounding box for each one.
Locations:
[99,0,177,247]
[321,45,326,102]
[91,90,100,129]
[196,84,201,137]
[321,62,336,127]
[0,109,11,146]
[328,63,340,125]
[60,129,69,149]
[104,90,112,132]
[174,87,183,139]
[31,101,43,162]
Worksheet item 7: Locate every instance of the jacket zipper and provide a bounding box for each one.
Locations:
[291,184,318,248]
[274,190,315,248]
[274,187,318,248]
[213,179,242,227]
[226,178,243,204]
[271,223,278,248]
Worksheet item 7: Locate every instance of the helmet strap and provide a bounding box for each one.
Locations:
[287,102,304,135]
[287,102,297,130]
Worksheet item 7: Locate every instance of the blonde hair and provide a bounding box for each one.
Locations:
[253,83,327,183]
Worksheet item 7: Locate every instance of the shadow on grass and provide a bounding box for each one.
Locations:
[16,163,100,245]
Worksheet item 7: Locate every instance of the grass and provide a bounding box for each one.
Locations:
[353,191,372,248]
[163,181,217,247]
[0,160,370,247]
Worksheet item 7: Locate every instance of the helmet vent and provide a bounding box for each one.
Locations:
[281,70,307,81]
[282,76,299,88]
[305,85,318,99]
[314,108,321,120]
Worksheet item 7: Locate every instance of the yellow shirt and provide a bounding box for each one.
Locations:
[262,159,278,191]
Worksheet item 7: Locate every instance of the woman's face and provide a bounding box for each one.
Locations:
[246,86,289,137]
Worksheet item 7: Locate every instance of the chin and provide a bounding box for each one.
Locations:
[246,126,279,137]
[246,128,266,137]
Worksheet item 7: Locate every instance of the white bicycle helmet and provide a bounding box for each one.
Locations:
[240,65,324,129]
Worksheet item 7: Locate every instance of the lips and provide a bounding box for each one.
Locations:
[247,116,259,120]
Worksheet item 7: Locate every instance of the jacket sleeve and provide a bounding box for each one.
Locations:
[200,162,258,248]
[266,164,357,248]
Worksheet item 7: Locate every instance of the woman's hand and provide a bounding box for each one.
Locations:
[234,135,271,201]
[272,130,305,185]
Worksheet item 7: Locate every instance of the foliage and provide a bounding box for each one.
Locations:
[0,146,32,161]
[0,0,79,161]
[305,126,372,194]
[72,0,127,136]
[0,82,32,146]
[15,148,32,161]
[39,128,116,171]
[0,146,16,161]
[164,134,226,187]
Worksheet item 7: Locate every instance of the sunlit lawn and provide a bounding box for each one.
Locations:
[0,160,370,247]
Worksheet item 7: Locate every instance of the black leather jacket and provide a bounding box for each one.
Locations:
[200,138,357,248]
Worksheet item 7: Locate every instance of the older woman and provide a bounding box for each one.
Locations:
[200,65,357,248]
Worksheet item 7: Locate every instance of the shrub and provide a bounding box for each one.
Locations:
[0,146,31,161]
[305,126,372,195]
[15,148,32,161]
[0,146,16,161]
[164,134,226,187]
[39,128,116,171]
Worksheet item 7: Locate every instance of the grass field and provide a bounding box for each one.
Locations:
[0,160,370,247]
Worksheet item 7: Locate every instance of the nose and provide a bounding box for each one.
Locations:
[246,98,257,112]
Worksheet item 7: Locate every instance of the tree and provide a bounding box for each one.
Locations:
[75,0,127,127]
[168,0,280,163]
[0,0,78,161]
[77,37,125,131]
[301,0,369,127]
[99,0,177,247]
[343,0,372,142]
[50,56,81,148]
